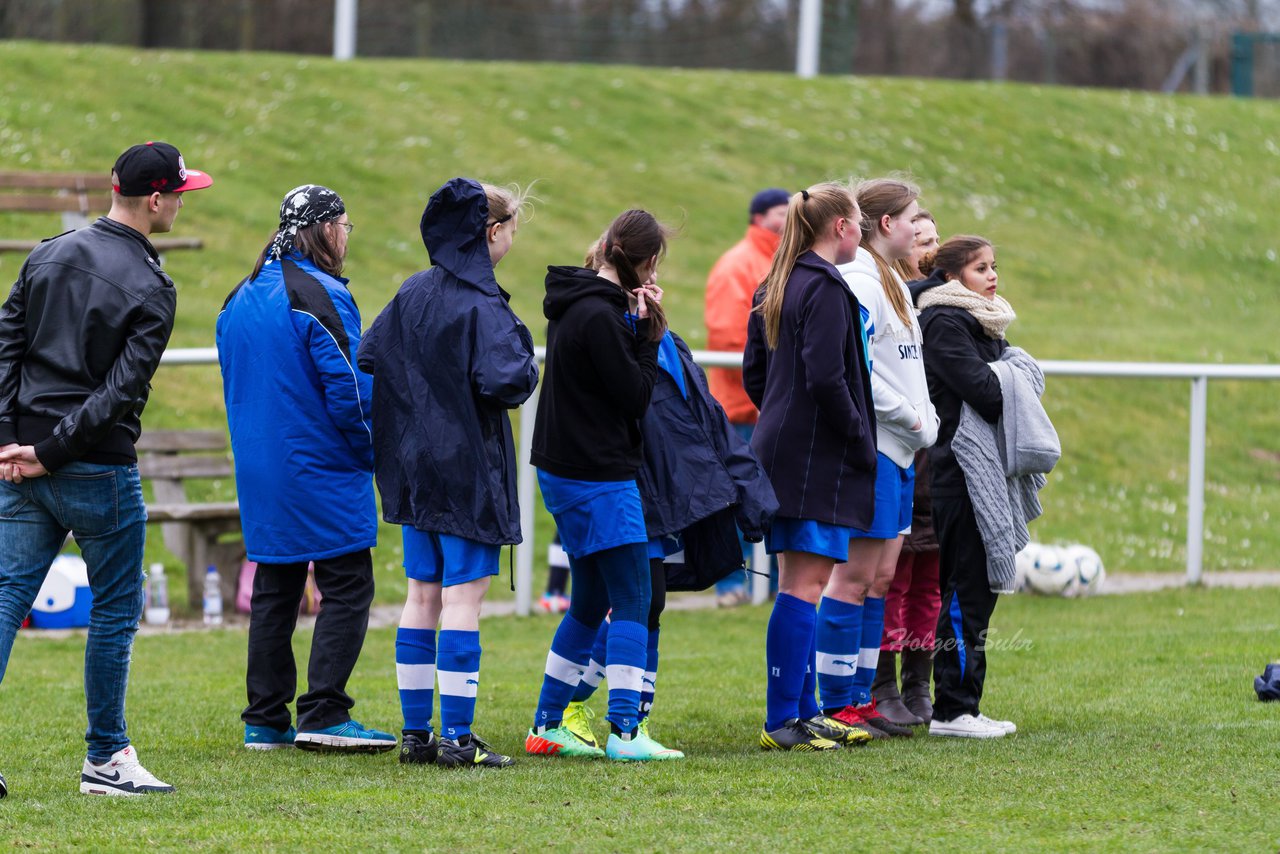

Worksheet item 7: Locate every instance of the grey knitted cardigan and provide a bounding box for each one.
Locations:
[952,346,1060,592]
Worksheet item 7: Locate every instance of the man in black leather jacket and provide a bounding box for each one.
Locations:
[0,141,211,797]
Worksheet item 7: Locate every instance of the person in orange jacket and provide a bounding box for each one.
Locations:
[704,188,788,606]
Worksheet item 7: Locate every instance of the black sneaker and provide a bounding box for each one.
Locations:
[436,733,514,769]
[759,718,841,752]
[1,770,7,799]
[855,700,914,738]
[399,732,438,765]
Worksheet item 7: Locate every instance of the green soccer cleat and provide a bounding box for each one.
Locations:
[605,730,685,761]
[525,726,605,758]
[562,701,600,749]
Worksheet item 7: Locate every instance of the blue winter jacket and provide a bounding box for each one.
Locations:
[356,178,538,544]
[638,331,777,541]
[217,254,377,563]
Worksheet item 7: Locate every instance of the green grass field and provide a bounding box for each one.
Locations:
[2,39,1279,601]
[1,587,1278,850]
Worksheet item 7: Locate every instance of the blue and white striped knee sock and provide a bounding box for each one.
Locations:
[571,619,609,704]
[640,627,660,719]
[852,596,885,706]
[436,629,480,741]
[816,595,863,713]
[396,627,436,734]
[534,613,596,731]
[605,619,648,735]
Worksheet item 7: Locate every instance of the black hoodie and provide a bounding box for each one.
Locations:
[531,265,659,481]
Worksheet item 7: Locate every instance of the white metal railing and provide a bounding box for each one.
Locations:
[165,347,1280,613]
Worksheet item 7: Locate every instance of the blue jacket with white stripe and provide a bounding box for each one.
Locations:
[217,253,377,563]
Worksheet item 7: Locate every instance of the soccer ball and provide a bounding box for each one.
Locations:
[1062,544,1106,597]
[1025,544,1074,596]
[1014,542,1041,593]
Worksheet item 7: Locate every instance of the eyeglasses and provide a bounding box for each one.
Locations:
[335,221,354,234]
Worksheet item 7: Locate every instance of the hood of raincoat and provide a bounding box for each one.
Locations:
[420,177,499,295]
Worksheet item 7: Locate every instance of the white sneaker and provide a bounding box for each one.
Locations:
[928,714,1006,739]
[976,713,1017,735]
[79,745,175,796]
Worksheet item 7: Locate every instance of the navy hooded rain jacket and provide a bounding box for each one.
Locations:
[357,178,538,545]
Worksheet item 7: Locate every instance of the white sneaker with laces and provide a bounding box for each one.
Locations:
[79,745,175,796]
[928,714,1006,739]
[976,713,1017,735]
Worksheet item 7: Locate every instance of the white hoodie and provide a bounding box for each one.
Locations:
[836,247,939,468]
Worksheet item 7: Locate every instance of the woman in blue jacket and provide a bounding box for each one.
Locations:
[357,178,538,769]
[551,241,779,758]
[218,184,394,753]
[743,183,878,752]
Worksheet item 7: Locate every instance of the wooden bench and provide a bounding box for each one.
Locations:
[136,430,243,610]
[0,171,203,258]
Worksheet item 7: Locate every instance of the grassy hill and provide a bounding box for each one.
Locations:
[2,41,1279,595]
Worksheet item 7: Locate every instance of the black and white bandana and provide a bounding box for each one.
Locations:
[268,184,346,260]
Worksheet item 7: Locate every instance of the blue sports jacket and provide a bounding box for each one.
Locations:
[217,254,377,563]
[357,178,538,544]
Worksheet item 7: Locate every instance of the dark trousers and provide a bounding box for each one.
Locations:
[242,548,375,732]
[647,557,666,631]
[931,495,1001,722]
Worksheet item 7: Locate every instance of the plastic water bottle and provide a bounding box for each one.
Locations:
[203,565,223,627]
[144,563,170,626]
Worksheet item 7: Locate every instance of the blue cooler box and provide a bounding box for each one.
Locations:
[29,555,93,629]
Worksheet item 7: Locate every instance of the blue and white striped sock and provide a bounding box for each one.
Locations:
[437,629,480,741]
[395,627,436,734]
[534,613,596,731]
[605,619,648,735]
[816,595,863,712]
[639,627,660,719]
[852,596,885,706]
[571,619,609,704]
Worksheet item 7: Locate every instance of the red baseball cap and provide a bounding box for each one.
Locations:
[112,141,213,195]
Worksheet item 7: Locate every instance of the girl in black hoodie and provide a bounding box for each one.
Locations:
[526,210,676,762]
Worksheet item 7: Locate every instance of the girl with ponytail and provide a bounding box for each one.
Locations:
[527,210,676,762]
[812,178,940,738]
[742,182,878,752]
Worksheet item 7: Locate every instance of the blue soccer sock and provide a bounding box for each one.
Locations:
[852,595,885,706]
[395,627,436,734]
[571,618,610,703]
[534,612,596,731]
[765,592,816,731]
[640,627,660,720]
[605,619,648,735]
[816,595,863,713]
[798,623,820,720]
[436,629,480,741]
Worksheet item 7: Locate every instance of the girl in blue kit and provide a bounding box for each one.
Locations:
[817,178,939,740]
[525,210,673,762]
[545,239,778,758]
[357,178,538,769]
[743,183,878,751]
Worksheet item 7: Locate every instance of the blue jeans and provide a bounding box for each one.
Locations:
[0,462,147,763]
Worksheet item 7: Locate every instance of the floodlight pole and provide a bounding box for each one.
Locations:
[796,0,822,78]
[334,0,357,61]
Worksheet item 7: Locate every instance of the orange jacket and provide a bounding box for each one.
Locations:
[704,225,780,424]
